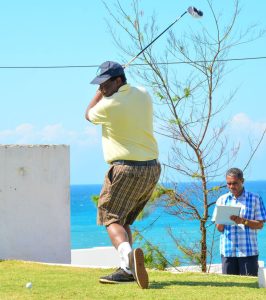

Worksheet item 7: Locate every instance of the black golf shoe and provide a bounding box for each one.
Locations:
[99,268,135,284]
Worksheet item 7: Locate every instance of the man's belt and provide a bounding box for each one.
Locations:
[111,159,158,166]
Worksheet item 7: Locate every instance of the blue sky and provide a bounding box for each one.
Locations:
[0,0,266,184]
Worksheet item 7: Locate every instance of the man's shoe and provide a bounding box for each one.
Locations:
[99,268,135,284]
[128,248,149,289]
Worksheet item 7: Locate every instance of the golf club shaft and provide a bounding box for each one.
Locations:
[124,11,188,68]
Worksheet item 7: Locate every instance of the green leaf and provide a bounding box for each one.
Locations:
[184,87,191,98]
[211,186,221,191]
[155,91,164,100]
[91,195,99,206]
[169,118,181,125]
[173,258,181,267]
[172,95,180,102]
[150,185,166,200]
[192,173,201,179]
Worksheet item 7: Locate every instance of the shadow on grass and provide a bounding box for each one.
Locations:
[149,280,258,289]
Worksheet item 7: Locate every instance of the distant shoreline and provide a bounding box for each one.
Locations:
[70,180,266,186]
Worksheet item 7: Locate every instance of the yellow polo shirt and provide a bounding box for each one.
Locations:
[88,84,159,163]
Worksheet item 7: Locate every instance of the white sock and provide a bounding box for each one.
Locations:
[117,242,132,274]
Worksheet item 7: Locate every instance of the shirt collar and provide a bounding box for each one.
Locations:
[104,83,130,99]
[228,187,245,199]
[118,83,130,92]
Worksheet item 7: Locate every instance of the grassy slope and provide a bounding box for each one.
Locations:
[0,261,266,300]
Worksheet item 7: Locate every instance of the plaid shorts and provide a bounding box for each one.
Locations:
[97,162,161,226]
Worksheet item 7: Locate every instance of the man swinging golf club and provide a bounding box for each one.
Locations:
[85,61,161,288]
[85,5,203,288]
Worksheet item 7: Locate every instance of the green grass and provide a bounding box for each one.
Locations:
[0,260,266,299]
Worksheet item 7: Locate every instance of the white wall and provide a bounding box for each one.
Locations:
[0,145,71,264]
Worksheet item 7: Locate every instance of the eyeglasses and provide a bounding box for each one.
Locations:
[227,181,240,186]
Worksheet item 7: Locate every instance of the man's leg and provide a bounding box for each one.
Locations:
[238,255,258,276]
[107,223,132,274]
[124,224,133,246]
[222,256,239,275]
[107,223,130,248]
[106,222,148,289]
[99,223,135,284]
[99,162,160,288]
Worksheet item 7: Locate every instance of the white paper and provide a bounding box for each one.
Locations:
[214,205,241,225]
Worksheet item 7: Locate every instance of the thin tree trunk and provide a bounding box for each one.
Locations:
[200,220,207,272]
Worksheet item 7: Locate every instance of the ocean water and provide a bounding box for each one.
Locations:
[71,181,266,265]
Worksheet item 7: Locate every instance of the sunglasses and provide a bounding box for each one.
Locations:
[99,78,117,89]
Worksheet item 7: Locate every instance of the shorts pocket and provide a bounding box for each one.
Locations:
[107,166,114,184]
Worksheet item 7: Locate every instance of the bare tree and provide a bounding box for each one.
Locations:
[103,0,264,272]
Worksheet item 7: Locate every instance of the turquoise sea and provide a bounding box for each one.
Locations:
[71,181,266,265]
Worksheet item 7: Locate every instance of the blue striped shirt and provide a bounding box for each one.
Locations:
[213,189,266,257]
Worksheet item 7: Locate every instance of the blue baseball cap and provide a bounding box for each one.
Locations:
[90,61,125,84]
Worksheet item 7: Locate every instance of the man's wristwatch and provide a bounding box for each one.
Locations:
[244,219,249,226]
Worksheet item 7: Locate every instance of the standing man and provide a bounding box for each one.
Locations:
[85,61,161,288]
[213,168,266,276]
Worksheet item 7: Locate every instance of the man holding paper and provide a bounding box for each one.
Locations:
[213,168,266,276]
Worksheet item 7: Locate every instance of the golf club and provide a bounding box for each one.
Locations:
[123,6,203,68]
